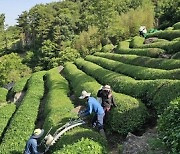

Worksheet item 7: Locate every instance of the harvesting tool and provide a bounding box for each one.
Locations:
[39,106,86,153]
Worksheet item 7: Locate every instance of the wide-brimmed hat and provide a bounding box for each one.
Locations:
[32,129,44,138]
[102,85,111,91]
[79,90,91,99]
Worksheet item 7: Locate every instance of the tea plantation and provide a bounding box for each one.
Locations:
[0,23,179,154]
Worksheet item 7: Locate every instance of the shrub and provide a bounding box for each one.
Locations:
[11,76,30,93]
[171,52,180,59]
[173,22,180,30]
[52,127,107,153]
[158,97,180,153]
[75,59,180,115]
[101,44,114,53]
[59,47,80,63]
[0,88,8,105]
[115,48,165,57]
[42,68,107,153]
[85,55,180,80]
[73,26,101,57]
[117,41,129,50]
[146,30,180,41]
[0,104,16,138]
[0,53,31,86]
[94,52,180,70]
[53,137,107,154]
[43,68,74,132]
[0,71,46,153]
[139,41,180,54]
[129,36,145,48]
[117,1,154,38]
[66,61,148,134]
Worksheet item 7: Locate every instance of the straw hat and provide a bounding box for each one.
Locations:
[32,129,44,138]
[102,85,111,91]
[79,90,91,99]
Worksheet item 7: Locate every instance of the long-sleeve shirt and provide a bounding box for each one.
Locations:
[97,89,116,107]
[83,97,104,116]
[24,137,39,154]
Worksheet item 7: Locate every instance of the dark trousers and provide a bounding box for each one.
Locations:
[92,113,105,130]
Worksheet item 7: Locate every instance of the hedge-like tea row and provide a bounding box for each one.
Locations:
[115,48,165,58]
[146,30,180,41]
[0,104,16,139]
[138,41,180,54]
[158,97,180,153]
[63,62,148,134]
[94,52,180,70]
[43,68,74,132]
[0,88,8,105]
[173,22,180,30]
[42,68,107,153]
[52,127,107,153]
[0,71,46,154]
[75,59,180,115]
[85,55,180,80]
[53,137,107,154]
[129,36,145,48]
[11,76,30,93]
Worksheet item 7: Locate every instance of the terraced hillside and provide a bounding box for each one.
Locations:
[0,23,179,154]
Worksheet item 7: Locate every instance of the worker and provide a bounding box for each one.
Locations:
[97,85,116,112]
[139,26,147,37]
[24,128,44,154]
[79,90,106,137]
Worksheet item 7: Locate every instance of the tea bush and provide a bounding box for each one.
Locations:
[94,52,180,70]
[53,137,107,154]
[129,36,145,48]
[139,41,180,54]
[42,68,107,153]
[0,104,16,138]
[146,30,180,41]
[173,22,180,30]
[158,97,180,153]
[115,48,165,58]
[85,55,180,80]
[63,62,148,134]
[0,71,46,153]
[0,88,8,105]
[43,68,74,132]
[75,59,180,115]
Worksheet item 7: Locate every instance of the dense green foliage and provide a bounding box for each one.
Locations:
[85,55,180,80]
[146,30,180,41]
[173,22,180,30]
[158,97,180,153]
[74,59,180,115]
[11,76,30,93]
[52,127,108,153]
[0,71,46,153]
[0,53,31,86]
[63,62,148,134]
[116,47,165,58]
[0,0,179,152]
[94,52,180,70]
[155,0,180,29]
[42,68,107,153]
[0,104,16,139]
[138,40,180,54]
[53,138,107,154]
[43,67,74,132]
[0,88,8,105]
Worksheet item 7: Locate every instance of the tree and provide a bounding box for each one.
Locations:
[0,14,5,31]
[0,53,31,86]
[155,0,180,28]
